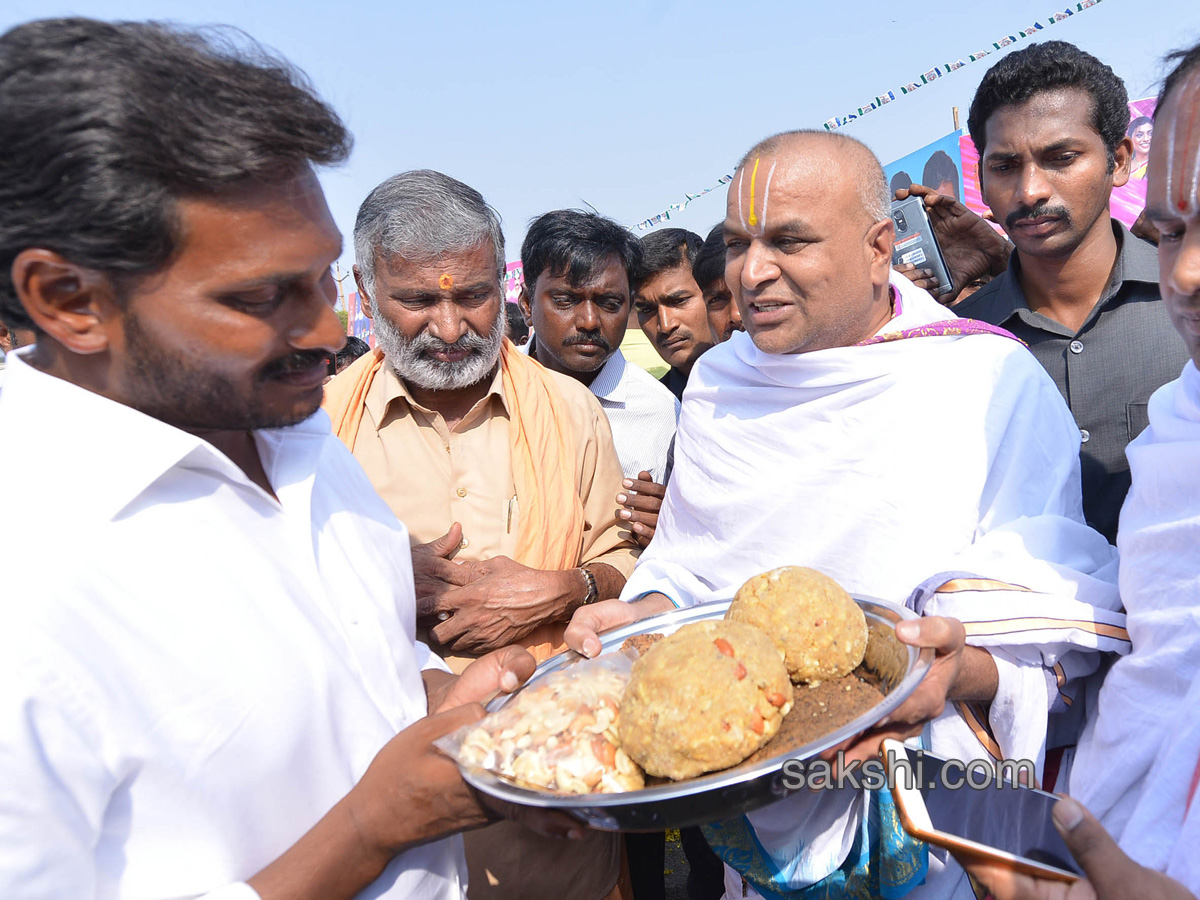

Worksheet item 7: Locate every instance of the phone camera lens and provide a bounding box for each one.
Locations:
[893,212,907,233]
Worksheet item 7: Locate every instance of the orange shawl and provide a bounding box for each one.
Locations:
[323,340,586,661]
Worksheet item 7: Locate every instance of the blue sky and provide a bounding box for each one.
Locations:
[3,0,1197,286]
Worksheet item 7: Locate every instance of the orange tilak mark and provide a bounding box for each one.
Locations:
[439,273,454,290]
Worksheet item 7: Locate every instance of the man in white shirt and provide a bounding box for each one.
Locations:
[567,131,1123,900]
[518,209,679,551]
[519,209,679,486]
[0,18,567,900]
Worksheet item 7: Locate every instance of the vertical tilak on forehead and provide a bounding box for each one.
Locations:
[747,157,761,228]
[736,167,746,228]
[1166,67,1200,216]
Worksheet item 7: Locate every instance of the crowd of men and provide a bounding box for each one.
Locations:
[0,14,1197,900]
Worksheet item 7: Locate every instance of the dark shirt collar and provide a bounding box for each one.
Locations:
[960,220,1159,328]
[659,366,688,401]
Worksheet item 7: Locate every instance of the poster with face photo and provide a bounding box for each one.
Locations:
[957,97,1156,230]
[883,131,966,206]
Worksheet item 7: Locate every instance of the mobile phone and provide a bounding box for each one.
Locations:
[890,196,955,298]
[882,739,1081,882]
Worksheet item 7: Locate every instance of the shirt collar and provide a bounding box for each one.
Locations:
[0,348,327,521]
[970,219,1159,324]
[587,349,628,403]
[368,356,508,426]
[1113,220,1161,285]
[523,335,624,402]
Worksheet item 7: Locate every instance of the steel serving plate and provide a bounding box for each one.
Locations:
[459,597,933,831]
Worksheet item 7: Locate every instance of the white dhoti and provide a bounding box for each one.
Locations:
[621,276,1125,899]
[1070,361,1200,891]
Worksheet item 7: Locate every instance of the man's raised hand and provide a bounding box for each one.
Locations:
[617,471,666,548]
[893,183,1011,304]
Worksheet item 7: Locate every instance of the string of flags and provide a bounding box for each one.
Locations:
[823,0,1102,130]
[631,175,734,232]
[630,0,1103,233]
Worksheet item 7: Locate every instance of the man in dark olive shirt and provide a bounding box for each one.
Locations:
[931,41,1187,543]
[958,223,1182,543]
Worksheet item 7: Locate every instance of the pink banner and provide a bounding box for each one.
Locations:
[504,260,525,305]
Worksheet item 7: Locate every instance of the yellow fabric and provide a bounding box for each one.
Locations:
[323,339,585,661]
[322,346,384,454]
[619,326,670,379]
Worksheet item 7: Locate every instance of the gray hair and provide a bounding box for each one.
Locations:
[738,130,891,224]
[353,169,506,299]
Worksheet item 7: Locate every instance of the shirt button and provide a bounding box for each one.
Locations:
[1080,429,1091,443]
[460,538,469,549]
[1069,340,1084,354]
[456,487,468,498]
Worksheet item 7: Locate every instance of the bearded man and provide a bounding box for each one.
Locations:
[323,169,635,900]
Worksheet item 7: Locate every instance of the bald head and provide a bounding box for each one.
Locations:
[737,130,890,224]
[722,130,897,356]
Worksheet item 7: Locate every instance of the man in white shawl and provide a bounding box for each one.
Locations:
[961,41,1200,900]
[566,131,1125,900]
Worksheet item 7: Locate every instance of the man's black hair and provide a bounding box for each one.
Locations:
[520,210,642,297]
[631,228,703,292]
[922,151,961,199]
[505,302,529,345]
[1157,41,1200,111]
[691,224,727,293]
[0,18,351,331]
[335,336,371,370]
[967,40,1129,170]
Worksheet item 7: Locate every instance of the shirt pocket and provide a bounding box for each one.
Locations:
[1126,401,1151,442]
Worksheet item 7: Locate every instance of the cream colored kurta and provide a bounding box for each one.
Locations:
[351,362,636,576]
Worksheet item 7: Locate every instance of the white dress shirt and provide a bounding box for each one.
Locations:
[524,340,679,483]
[0,349,466,899]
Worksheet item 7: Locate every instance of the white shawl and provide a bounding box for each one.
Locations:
[622,274,1124,896]
[1071,361,1200,886]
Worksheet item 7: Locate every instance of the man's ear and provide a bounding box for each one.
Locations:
[866,218,896,287]
[352,265,374,321]
[517,285,533,326]
[1111,136,1134,189]
[11,249,121,355]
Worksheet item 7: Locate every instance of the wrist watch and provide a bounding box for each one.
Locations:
[578,565,599,606]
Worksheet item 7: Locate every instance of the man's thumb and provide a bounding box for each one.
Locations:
[429,522,463,557]
[1053,797,1131,884]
